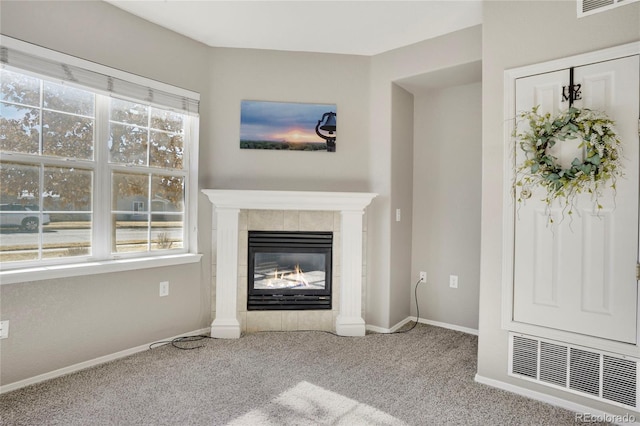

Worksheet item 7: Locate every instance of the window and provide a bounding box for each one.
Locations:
[109,99,187,255]
[0,38,199,270]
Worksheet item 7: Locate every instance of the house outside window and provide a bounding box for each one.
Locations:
[0,37,199,271]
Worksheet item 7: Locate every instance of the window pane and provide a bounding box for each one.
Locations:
[109,122,148,165]
[41,166,92,259]
[0,102,40,154]
[0,162,40,204]
[150,107,183,132]
[0,162,42,263]
[152,214,183,251]
[42,111,94,159]
[112,173,149,253]
[150,175,183,251]
[113,214,149,254]
[43,81,95,116]
[110,98,148,127]
[42,213,92,259]
[0,227,39,262]
[1,69,40,106]
[112,172,149,212]
[151,175,184,213]
[43,166,92,211]
[150,132,183,169]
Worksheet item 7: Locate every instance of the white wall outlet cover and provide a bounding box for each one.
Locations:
[159,281,169,297]
[449,275,458,288]
[0,320,9,339]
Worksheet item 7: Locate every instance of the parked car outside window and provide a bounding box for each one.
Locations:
[0,204,51,232]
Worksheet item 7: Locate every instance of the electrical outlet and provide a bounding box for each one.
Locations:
[419,271,427,283]
[449,275,458,289]
[159,281,169,297]
[0,320,9,339]
[395,208,401,222]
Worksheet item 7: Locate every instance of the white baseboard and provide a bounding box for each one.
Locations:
[365,324,391,333]
[416,318,478,335]
[475,374,640,425]
[366,317,412,334]
[0,327,211,394]
[366,317,478,336]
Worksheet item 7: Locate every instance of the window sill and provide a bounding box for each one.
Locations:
[0,253,203,285]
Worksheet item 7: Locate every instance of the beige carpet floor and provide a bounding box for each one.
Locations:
[0,323,610,425]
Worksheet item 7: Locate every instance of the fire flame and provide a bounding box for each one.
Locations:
[292,264,309,287]
[265,265,310,288]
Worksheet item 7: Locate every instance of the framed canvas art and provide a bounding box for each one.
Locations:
[240,100,337,152]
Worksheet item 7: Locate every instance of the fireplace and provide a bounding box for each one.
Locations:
[203,189,376,337]
[248,231,332,310]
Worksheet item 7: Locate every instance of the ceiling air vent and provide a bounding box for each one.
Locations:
[578,0,639,17]
[509,333,639,410]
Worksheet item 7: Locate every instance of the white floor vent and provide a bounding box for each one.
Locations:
[509,333,639,410]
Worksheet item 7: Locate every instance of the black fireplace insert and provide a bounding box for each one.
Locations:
[248,231,332,310]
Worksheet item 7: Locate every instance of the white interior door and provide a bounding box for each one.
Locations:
[512,55,640,344]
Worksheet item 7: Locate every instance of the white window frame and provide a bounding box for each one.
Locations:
[0,36,201,284]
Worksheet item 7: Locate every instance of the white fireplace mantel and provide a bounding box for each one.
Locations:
[202,189,377,338]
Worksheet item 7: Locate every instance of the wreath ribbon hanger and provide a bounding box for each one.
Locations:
[564,67,583,107]
[569,67,575,107]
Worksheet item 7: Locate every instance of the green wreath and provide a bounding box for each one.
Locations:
[515,106,623,219]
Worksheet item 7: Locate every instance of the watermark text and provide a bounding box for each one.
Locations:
[575,413,636,423]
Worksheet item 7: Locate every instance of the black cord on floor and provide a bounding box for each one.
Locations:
[392,278,422,334]
[149,335,211,350]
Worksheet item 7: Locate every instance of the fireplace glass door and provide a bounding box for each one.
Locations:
[248,231,332,310]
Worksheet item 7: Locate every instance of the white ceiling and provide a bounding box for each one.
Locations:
[105,0,483,56]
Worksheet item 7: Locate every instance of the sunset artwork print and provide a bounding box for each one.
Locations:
[240,100,337,152]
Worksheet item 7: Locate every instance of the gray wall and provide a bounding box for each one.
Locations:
[389,84,414,327]
[0,0,211,386]
[479,0,640,414]
[411,82,482,330]
[368,25,482,329]
[0,265,206,385]
[0,1,210,98]
[205,47,371,192]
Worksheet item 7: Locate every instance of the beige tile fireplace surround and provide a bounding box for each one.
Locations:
[203,190,377,338]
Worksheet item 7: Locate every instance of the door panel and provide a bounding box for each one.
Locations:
[512,56,639,344]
